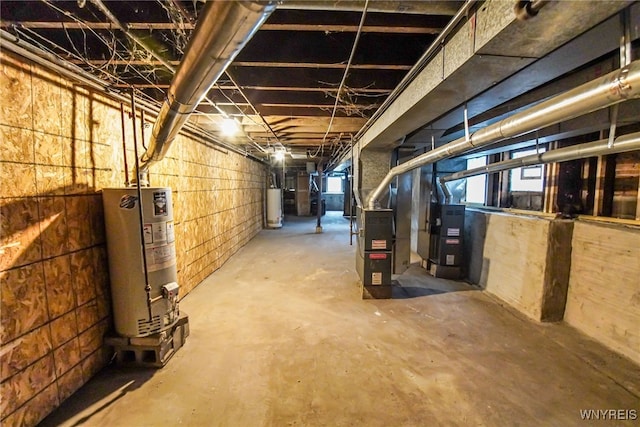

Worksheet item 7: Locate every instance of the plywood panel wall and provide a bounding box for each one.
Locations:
[1,50,266,426]
[1,51,111,427]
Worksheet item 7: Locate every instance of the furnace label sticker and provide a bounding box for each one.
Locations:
[153,191,168,217]
[446,254,455,265]
[166,221,175,243]
[371,272,382,285]
[145,243,176,272]
[143,224,153,244]
[152,222,167,242]
[371,239,387,250]
[447,228,460,237]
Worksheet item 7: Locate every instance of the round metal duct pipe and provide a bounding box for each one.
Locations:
[136,1,276,183]
[365,59,640,209]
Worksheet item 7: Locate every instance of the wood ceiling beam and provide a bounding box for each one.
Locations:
[248,132,356,140]
[72,59,410,71]
[262,116,367,127]
[3,21,441,35]
[276,0,461,15]
[259,103,378,110]
[1,21,194,30]
[248,124,362,135]
[108,83,391,94]
[232,61,411,70]
[260,23,441,34]
[195,103,377,114]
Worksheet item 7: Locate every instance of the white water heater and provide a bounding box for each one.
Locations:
[266,188,282,228]
[102,187,180,337]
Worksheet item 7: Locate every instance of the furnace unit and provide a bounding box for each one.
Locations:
[356,207,394,298]
[428,204,465,279]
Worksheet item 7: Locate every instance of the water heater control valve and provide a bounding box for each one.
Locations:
[162,282,180,300]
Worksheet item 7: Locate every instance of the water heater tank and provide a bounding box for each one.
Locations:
[102,187,180,337]
[266,188,282,228]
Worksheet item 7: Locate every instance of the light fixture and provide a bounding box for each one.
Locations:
[274,151,285,161]
[221,117,239,136]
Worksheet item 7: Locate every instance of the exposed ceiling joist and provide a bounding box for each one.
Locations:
[1,22,441,34]
[276,1,461,15]
[71,59,411,71]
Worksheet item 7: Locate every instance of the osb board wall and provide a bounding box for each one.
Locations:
[0,51,266,426]
[564,221,640,364]
[464,210,550,320]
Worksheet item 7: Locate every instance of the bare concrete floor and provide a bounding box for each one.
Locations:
[42,212,639,426]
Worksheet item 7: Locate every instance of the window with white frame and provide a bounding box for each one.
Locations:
[326,176,343,193]
[464,156,487,204]
[510,147,546,192]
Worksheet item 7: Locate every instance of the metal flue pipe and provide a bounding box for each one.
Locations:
[440,132,640,202]
[134,1,276,183]
[365,59,640,209]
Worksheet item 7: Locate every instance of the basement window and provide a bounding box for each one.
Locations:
[465,156,487,204]
[510,148,546,192]
[326,176,343,193]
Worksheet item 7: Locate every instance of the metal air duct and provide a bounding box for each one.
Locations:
[135,1,276,183]
[440,131,640,201]
[366,59,640,209]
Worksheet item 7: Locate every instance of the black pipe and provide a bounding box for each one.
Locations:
[130,89,154,322]
[316,163,323,232]
[120,103,130,186]
[141,109,148,151]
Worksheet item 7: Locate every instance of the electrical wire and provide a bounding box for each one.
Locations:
[317,0,369,155]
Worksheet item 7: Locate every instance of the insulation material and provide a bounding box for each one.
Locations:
[564,221,640,363]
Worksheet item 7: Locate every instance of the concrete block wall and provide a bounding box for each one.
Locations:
[0,50,265,426]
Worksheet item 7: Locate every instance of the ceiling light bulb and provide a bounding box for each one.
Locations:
[221,118,239,136]
[274,151,285,161]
